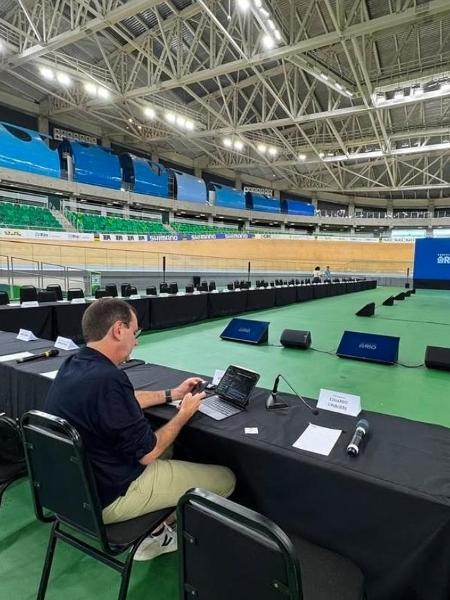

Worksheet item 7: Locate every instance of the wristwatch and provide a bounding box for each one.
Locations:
[165,389,173,403]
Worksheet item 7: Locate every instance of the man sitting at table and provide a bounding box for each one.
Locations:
[46,297,236,561]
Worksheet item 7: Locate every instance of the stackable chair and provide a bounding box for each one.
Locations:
[21,411,173,600]
[94,288,109,299]
[105,284,118,298]
[177,489,366,600]
[0,290,9,305]
[67,288,84,301]
[38,290,57,303]
[46,285,63,301]
[121,283,132,297]
[19,285,38,303]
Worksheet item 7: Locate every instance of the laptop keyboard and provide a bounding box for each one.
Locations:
[198,395,241,420]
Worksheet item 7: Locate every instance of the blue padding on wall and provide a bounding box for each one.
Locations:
[121,154,169,197]
[0,122,60,178]
[210,183,246,209]
[249,193,281,213]
[63,140,121,189]
[285,199,315,216]
[173,171,207,203]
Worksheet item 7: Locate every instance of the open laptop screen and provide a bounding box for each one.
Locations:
[216,365,260,408]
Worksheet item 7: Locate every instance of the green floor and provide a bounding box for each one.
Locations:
[1,286,449,599]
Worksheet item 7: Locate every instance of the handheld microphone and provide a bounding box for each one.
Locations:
[266,374,319,415]
[16,348,59,363]
[347,419,369,457]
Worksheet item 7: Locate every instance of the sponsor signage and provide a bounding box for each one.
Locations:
[53,127,97,145]
[243,186,273,197]
[0,228,94,241]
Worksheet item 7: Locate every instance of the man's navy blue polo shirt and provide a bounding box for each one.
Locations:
[46,346,156,508]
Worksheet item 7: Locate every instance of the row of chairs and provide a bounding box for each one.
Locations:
[0,285,85,305]
[2,411,365,600]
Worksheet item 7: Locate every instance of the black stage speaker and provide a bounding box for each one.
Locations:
[382,296,394,306]
[411,288,416,294]
[425,346,450,372]
[280,329,311,349]
[394,292,406,301]
[405,283,410,289]
[355,302,375,317]
[404,290,412,297]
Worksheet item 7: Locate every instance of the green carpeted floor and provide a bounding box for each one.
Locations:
[1,286,449,599]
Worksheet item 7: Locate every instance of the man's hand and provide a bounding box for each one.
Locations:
[178,391,205,420]
[172,377,203,400]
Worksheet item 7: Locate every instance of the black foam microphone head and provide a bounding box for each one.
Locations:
[48,349,59,358]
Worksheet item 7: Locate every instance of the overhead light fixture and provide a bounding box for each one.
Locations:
[185,119,195,131]
[128,117,134,123]
[56,72,71,86]
[143,106,156,119]
[257,143,267,153]
[165,111,176,124]
[268,147,278,157]
[259,7,270,17]
[318,152,325,158]
[262,33,275,49]
[176,115,186,127]
[237,0,251,10]
[274,30,282,41]
[223,137,233,148]
[253,0,262,6]
[267,19,276,30]
[84,82,97,96]
[298,154,306,160]
[97,87,110,100]
[394,90,404,100]
[234,140,244,151]
[39,66,54,81]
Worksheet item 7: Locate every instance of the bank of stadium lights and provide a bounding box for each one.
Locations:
[39,66,72,87]
[83,81,110,100]
[257,143,278,157]
[223,137,245,151]
[235,0,282,50]
[317,72,353,98]
[164,110,195,131]
[373,78,450,107]
[309,141,450,163]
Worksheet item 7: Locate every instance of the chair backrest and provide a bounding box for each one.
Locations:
[21,411,110,549]
[0,290,9,305]
[95,288,109,299]
[38,290,57,303]
[128,285,138,295]
[177,489,302,600]
[208,281,216,291]
[46,284,63,301]
[0,415,25,467]
[169,282,178,294]
[105,284,118,298]
[185,285,194,294]
[20,285,37,303]
[160,282,169,293]
[121,283,132,297]
[67,288,84,301]
[199,281,208,292]
[146,286,157,296]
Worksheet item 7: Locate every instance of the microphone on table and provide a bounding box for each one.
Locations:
[266,373,319,415]
[16,349,59,363]
[347,419,370,457]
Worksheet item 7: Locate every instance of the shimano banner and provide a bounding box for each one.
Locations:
[413,238,450,289]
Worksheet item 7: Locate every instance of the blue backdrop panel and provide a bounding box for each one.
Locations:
[413,238,450,282]
[211,183,246,209]
[248,193,281,213]
[121,154,169,197]
[0,122,60,178]
[285,199,315,216]
[64,141,121,189]
[173,171,207,203]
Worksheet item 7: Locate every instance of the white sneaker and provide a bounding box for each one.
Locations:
[133,523,177,561]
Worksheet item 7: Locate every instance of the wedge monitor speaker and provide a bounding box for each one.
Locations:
[382,296,394,306]
[425,346,450,372]
[355,302,375,317]
[394,292,406,300]
[220,318,269,345]
[337,330,400,365]
[280,329,311,349]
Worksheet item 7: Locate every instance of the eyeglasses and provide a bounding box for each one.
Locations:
[134,328,142,339]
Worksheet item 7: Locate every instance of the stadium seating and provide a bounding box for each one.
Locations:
[0,201,62,230]
[65,211,169,235]
[171,222,238,235]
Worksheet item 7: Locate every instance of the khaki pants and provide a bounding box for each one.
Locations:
[102,457,236,524]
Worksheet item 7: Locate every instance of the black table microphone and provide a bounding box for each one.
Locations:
[16,348,59,363]
[347,419,370,457]
[266,374,319,415]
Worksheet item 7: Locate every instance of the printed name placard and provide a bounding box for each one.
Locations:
[54,336,79,351]
[71,297,86,304]
[317,388,361,417]
[16,329,37,341]
[21,301,39,308]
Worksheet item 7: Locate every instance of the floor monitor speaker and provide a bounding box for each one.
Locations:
[394,292,406,300]
[425,346,450,371]
[280,329,311,349]
[355,302,375,317]
[382,296,394,306]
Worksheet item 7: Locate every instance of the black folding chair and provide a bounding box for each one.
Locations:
[21,411,173,600]
[105,284,118,297]
[0,290,9,305]
[177,489,366,600]
[38,290,58,303]
[67,288,84,301]
[20,285,38,303]
[0,415,27,507]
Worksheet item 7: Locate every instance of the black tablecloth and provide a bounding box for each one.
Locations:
[0,304,54,339]
[149,293,209,329]
[207,290,248,317]
[127,363,450,600]
[275,286,297,306]
[246,288,276,311]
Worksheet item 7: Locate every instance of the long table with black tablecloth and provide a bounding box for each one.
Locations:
[2,339,447,600]
[0,280,376,341]
[1,329,449,600]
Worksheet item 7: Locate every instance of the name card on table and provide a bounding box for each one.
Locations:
[71,298,86,304]
[41,370,59,380]
[128,294,141,300]
[21,301,39,308]
[17,329,38,342]
[54,336,79,351]
[317,388,361,417]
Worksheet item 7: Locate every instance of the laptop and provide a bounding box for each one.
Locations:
[198,365,260,420]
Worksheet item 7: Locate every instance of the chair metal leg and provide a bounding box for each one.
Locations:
[117,552,135,600]
[37,522,58,600]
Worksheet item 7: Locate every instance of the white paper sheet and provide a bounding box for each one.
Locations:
[292,424,342,456]
[41,370,59,380]
[0,351,33,363]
